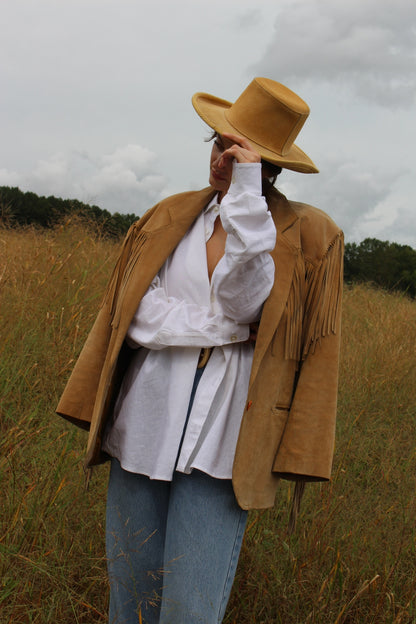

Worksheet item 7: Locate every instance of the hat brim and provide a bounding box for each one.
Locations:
[192,92,319,174]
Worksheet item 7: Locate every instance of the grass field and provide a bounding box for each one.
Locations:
[1,221,415,623]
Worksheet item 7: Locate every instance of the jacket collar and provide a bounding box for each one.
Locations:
[142,187,217,236]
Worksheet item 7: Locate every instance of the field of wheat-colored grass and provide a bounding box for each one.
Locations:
[1,222,415,624]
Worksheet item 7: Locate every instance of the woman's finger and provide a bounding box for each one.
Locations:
[221,145,260,165]
[220,132,261,164]
[221,132,254,151]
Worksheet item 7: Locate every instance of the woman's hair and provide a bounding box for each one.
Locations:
[205,130,282,186]
[260,160,282,186]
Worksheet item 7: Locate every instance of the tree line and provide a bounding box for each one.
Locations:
[1,185,415,298]
[344,238,416,298]
[0,185,137,238]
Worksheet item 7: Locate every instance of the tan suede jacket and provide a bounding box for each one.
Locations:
[56,185,343,510]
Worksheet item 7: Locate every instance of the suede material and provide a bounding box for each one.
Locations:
[192,78,319,173]
[56,186,343,510]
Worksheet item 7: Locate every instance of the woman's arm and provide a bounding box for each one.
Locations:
[211,162,276,323]
[126,276,249,350]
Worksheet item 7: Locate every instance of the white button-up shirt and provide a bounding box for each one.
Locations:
[102,163,276,480]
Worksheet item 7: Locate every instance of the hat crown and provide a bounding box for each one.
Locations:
[226,78,310,157]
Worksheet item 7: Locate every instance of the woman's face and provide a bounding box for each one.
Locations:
[208,134,234,200]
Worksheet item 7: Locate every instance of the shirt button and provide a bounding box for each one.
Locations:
[230,334,238,342]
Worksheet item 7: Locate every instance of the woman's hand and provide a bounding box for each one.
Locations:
[209,131,262,202]
[217,132,261,168]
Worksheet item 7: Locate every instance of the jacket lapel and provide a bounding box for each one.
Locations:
[143,187,216,236]
[249,192,300,385]
[115,187,216,332]
[141,186,216,267]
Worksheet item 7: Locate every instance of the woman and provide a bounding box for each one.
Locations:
[57,77,344,623]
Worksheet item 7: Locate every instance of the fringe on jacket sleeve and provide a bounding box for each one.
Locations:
[100,223,149,318]
[285,232,344,361]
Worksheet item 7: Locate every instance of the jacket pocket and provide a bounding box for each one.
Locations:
[270,406,290,469]
[270,405,290,444]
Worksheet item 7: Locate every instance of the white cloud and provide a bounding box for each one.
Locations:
[0,146,169,215]
[252,0,416,107]
[278,157,415,246]
[101,145,158,177]
[0,169,21,187]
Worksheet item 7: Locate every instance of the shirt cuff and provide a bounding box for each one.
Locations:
[227,161,262,197]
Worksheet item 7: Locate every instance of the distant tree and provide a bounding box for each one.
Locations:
[0,186,138,237]
[344,238,416,298]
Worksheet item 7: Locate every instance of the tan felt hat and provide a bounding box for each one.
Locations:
[192,77,318,174]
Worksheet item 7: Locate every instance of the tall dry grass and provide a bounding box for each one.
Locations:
[0,220,116,623]
[1,223,415,623]
[228,284,416,623]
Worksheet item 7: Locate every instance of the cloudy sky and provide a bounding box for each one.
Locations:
[1,0,415,245]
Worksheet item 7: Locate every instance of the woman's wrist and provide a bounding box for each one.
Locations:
[226,161,262,197]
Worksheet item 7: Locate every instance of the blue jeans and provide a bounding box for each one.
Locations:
[106,460,247,624]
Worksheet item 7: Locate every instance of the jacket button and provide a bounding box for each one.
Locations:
[230,334,238,342]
